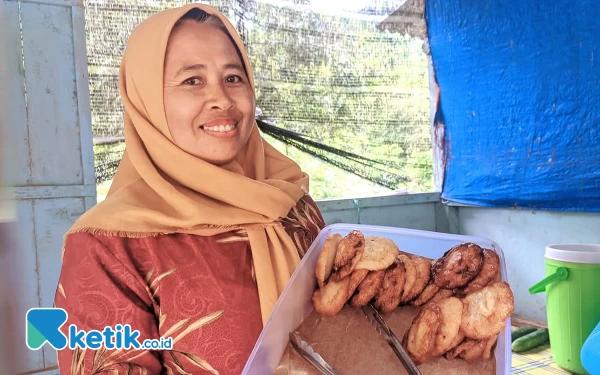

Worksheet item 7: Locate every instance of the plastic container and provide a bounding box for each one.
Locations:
[529,244,600,375]
[241,223,512,375]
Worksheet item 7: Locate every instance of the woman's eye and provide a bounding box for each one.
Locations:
[226,75,243,83]
[183,78,201,85]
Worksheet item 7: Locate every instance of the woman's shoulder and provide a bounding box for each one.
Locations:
[62,231,161,268]
[63,230,148,259]
[63,230,246,259]
[64,230,127,248]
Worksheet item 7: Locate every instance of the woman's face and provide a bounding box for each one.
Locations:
[163,20,255,165]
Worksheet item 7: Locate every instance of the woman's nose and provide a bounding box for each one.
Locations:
[207,83,234,111]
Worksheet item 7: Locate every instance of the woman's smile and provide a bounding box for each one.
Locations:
[199,117,240,139]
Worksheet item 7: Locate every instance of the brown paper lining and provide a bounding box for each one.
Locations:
[275,305,496,375]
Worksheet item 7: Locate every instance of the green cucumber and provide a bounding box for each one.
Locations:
[511,328,550,352]
[511,326,538,342]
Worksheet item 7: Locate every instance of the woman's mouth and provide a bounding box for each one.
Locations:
[201,124,237,132]
[199,119,240,139]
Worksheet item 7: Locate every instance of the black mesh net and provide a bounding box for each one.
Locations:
[85,0,433,199]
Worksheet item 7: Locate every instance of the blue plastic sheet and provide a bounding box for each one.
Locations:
[426,0,600,211]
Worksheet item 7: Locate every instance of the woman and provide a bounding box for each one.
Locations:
[54,4,325,374]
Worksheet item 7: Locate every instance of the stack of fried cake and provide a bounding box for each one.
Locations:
[311,230,515,365]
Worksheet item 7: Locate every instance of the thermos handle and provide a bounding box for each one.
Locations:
[529,267,569,294]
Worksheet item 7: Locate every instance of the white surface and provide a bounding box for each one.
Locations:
[458,207,600,322]
[242,223,512,375]
[21,2,82,185]
[316,193,445,232]
[545,244,600,264]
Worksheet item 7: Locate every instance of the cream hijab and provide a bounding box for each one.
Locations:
[66,4,310,325]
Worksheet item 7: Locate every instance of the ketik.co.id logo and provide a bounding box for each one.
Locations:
[26,308,69,350]
[26,308,172,350]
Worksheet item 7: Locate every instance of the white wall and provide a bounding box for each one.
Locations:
[458,207,600,323]
[1,0,96,373]
[315,192,457,233]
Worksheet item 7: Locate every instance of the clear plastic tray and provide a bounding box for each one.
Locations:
[241,223,511,375]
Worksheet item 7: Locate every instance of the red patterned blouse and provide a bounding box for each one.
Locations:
[54,195,325,375]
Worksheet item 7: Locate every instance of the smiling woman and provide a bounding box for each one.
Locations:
[53,4,325,375]
[163,9,255,165]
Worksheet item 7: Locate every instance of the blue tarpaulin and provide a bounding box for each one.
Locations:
[425,0,600,211]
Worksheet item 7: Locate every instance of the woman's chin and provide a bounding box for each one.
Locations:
[191,149,240,167]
